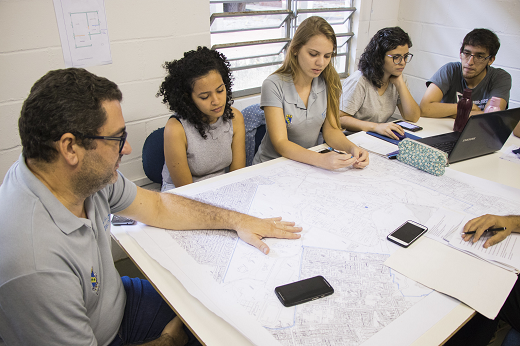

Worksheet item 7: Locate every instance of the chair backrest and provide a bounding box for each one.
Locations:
[241,103,266,166]
[142,127,165,184]
[255,124,266,154]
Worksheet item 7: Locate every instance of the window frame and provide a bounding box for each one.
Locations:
[210,0,356,97]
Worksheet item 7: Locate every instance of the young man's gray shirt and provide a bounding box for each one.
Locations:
[427,62,511,110]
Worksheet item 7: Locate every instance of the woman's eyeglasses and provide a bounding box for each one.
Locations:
[386,53,413,65]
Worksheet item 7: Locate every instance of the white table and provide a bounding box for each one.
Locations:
[112,117,520,346]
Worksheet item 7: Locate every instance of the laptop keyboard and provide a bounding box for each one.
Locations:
[429,140,456,154]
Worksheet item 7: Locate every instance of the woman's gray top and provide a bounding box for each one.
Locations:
[161,116,233,191]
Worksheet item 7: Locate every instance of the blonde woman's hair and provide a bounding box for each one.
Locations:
[274,16,342,129]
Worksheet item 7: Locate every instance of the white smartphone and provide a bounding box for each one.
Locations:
[387,220,428,247]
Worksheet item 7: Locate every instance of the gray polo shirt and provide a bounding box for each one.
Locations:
[426,62,511,110]
[340,70,400,123]
[0,155,137,346]
[253,73,327,164]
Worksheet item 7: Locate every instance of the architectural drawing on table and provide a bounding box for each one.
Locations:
[165,227,432,346]
[267,248,431,346]
[142,155,520,345]
[69,11,101,48]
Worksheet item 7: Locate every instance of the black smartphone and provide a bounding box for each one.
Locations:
[387,220,428,248]
[275,276,334,307]
[111,215,136,226]
[393,120,422,132]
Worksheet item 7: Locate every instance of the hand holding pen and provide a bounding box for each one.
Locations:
[462,227,506,235]
[327,147,369,169]
[461,214,514,249]
[327,147,352,157]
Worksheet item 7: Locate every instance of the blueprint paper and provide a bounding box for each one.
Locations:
[385,237,518,319]
[130,154,520,345]
[125,225,281,346]
[53,0,112,67]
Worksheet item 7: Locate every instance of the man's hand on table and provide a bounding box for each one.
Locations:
[235,216,302,255]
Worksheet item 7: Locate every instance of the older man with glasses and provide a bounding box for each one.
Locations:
[0,68,302,346]
[420,28,511,118]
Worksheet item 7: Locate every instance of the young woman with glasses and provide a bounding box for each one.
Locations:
[252,16,369,170]
[339,27,420,140]
[157,46,246,192]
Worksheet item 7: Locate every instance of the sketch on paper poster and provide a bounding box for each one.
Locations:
[134,154,520,345]
[53,0,112,67]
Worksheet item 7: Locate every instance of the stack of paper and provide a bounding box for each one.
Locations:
[385,237,517,319]
[421,210,520,273]
[446,226,520,273]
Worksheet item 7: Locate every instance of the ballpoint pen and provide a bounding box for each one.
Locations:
[327,147,346,155]
[462,227,506,235]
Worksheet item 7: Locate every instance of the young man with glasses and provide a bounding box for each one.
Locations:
[339,27,421,140]
[0,68,302,346]
[420,28,511,118]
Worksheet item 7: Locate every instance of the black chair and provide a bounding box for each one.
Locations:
[241,103,266,166]
[142,127,165,184]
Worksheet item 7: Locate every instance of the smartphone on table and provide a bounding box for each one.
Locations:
[393,120,422,132]
[387,220,428,248]
[111,215,136,226]
[275,275,334,307]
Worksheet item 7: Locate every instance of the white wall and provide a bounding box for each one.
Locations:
[352,0,520,110]
[0,0,210,185]
[351,0,401,75]
[2,0,519,185]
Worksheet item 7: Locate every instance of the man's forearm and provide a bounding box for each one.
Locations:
[504,215,520,233]
[513,122,520,138]
[149,189,249,231]
[120,185,302,255]
[420,102,457,118]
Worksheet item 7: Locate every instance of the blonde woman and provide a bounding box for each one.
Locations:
[253,16,369,170]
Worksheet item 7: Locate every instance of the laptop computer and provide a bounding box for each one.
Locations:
[415,108,520,163]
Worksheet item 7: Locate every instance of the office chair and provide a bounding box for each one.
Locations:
[142,127,165,184]
[242,103,266,166]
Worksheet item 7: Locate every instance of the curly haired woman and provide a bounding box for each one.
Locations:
[157,46,245,191]
[340,27,420,140]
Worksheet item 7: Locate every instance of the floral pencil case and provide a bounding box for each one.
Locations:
[397,138,448,176]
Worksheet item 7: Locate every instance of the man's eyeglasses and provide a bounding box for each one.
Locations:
[80,132,128,153]
[460,51,492,63]
[386,53,413,65]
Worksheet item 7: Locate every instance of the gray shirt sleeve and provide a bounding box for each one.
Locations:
[0,272,98,346]
[340,71,368,116]
[486,68,511,103]
[260,77,284,109]
[106,171,138,214]
[427,62,457,96]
